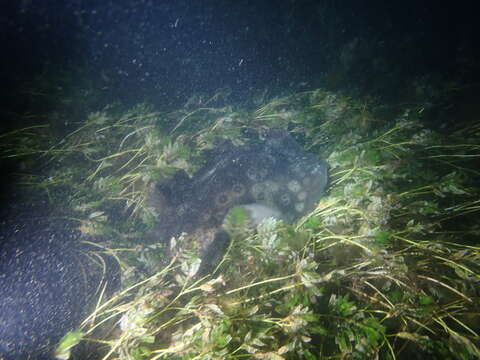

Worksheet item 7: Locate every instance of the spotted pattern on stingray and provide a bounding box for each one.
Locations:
[150,130,329,249]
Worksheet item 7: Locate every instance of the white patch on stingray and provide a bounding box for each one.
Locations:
[239,203,283,227]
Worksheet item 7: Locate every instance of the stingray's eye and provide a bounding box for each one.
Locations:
[215,192,231,206]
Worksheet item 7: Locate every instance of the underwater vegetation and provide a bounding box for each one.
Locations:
[1,86,479,359]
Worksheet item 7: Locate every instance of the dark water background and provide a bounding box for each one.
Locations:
[2,1,479,115]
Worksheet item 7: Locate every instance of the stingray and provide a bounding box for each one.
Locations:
[149,130,329,268]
